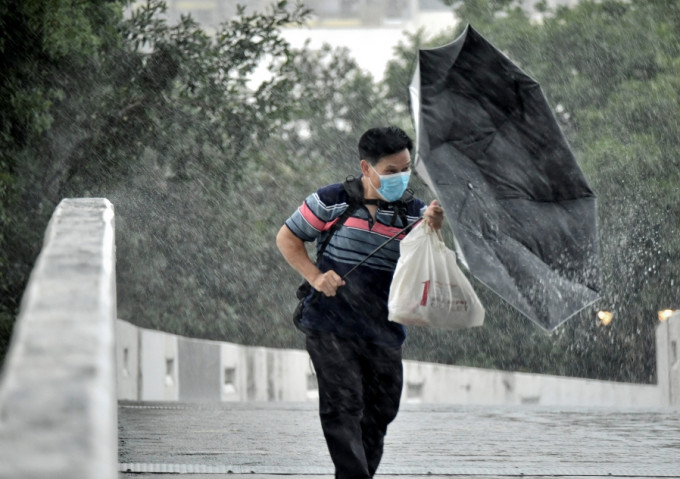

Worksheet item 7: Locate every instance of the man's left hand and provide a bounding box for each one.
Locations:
[424,200,444,231]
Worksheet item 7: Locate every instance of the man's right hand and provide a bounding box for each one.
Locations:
[276,225,345,297]
[311,270,346,297]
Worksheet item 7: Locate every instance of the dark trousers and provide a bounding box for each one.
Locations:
[306,332,403,479]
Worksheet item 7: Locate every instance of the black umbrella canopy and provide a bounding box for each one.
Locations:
[409,25,601,331]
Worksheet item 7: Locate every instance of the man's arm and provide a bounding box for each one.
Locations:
[275,225,345,297]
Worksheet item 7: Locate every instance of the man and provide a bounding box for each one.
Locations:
[276,126,443,478]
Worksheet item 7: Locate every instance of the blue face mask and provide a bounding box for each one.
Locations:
[370,165,411,202]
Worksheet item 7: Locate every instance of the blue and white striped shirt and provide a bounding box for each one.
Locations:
[285,180,426,346]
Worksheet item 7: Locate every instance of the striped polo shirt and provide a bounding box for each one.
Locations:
[285,179,426,346]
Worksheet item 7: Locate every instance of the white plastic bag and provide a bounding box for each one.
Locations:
[388,221,485,330]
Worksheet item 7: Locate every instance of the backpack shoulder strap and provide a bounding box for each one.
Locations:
[393,187,415,226]
[399,187,415,204]
[314,177,364,263]
[342,175,365,205]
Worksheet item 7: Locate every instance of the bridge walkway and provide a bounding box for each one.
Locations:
[118,401,680,478]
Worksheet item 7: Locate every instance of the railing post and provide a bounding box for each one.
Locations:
[657,312,680,407]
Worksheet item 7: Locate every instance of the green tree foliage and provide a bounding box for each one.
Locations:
[0,0,313,358]
[2,0,678,385]
[0,0,125,362]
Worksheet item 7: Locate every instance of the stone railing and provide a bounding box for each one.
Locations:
[117,317,669,408]
[0,198,117,479]
[657,311,680,407]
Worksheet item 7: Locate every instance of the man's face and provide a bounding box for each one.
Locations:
[362,148,412,180]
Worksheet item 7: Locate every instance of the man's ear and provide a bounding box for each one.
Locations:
[359,159,370,176]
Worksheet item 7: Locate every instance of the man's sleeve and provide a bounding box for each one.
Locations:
[413,198,427,219]
[284,185,348,242]
[406,198,427,232]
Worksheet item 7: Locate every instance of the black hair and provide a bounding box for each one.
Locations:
[358,126,413,165]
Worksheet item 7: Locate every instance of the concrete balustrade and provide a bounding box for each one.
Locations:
[116,316,676,408]
[657,311,680,407]
[116,321,317,402]
[0,198,117,479]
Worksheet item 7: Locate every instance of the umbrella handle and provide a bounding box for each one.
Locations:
[306,218,422,306]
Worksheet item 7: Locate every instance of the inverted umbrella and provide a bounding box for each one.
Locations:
[409,25,601,331]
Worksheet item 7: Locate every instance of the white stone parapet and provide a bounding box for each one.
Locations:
[657,311,680,407]
[0,198,117,479]
[117,317,669,408]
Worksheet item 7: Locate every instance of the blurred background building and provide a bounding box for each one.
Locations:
[162,0,582,28]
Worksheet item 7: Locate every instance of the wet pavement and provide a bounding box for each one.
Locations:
[119,401,680,478]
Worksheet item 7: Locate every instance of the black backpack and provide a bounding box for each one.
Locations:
[292,176,414,330]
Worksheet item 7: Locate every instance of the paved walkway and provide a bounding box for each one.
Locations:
[119,401,680,478]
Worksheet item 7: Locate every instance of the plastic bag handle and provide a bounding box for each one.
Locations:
[423,220,444,243]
